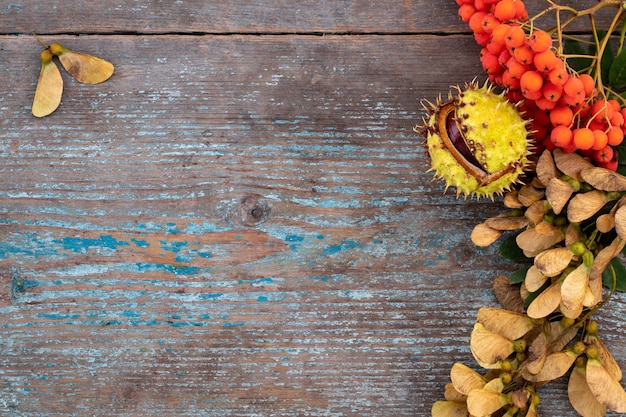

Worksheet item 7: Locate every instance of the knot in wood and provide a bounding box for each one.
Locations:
[234,194,271,227]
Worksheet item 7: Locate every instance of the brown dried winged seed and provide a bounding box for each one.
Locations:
[516,226,564,257]
[450,362,486,395]
[568,363,607,417]
[504,190,524,209]
[560,263,589,319]
[585,333,623,382]
[471,222,503,247]
[586,358,626,412]
[431,400,468,417]
[590,237,626,289]
[485,214,529,231]
[534,247,575,277]
[467,389,508,417]
[518,183,546,207]
[476,307,536,340]
[546,177,574,215]
[522,349,579,383]
[553,148,595,181]
[536,149,559,187]
[565,223,582,247]
[525,331,548,375]
[567,190,608,223]
[470,323,515,365]
[581,166,626,192]
[615,205,626,240]
[527,281,562,319]
[524,200,546,225]
[525,265,548,292]
[443,383,466,402]
[596,213,616,233]
[493,275,525,313]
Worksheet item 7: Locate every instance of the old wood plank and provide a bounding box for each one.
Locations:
[0,0,606,35]
[0,1,625,416]
[2,0,462,35]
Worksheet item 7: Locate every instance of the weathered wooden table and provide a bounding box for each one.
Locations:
[1,1,624,416]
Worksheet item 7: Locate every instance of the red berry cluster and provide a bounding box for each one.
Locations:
[456,0,623,170]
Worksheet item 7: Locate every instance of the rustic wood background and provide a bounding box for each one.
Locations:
[1,1,624,416]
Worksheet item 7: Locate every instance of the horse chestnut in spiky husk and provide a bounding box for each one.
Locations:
[417,81,532,199]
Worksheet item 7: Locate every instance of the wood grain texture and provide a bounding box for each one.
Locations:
[0,1,625,416]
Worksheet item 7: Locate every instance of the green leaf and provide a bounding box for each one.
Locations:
[498,233,529,262]
[564,39,593,72]
[602,257,626,292]
[609,49,626,88]
[510,266,530,284]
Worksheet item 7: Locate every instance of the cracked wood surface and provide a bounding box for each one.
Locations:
[0,1,624,416]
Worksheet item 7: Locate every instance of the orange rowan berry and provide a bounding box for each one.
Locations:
[498,49,512,66]
[475,32,491,46]
[490,23,512,46]
[594,146,615,164]
[455,0,474,5]
[608,99,621,112]
[481,49,501,75]
[520,70,543,96]
[502,70,521,90]
[548,66,568,86]
[563,91,584,107]
[549,105,573,126]
[533,49,559,73]
[513,44,534,65]
[458,4,477,22]
[494,0,517,21]
[506,57,528,79]
[608,127,625,146]
[610,111,624,127]
[469,11,488,34]
[536,96,556,111]
[505,25,526,49]
[529,30,553,52]
[482,13,501,33]
[550,125,573,147]
[578,74,595,96]
[563,77,584,98]
[592,129,609,150]
[573,127,595,150]
[513,0,528,19]
[590,100,614,124]
[542,81,562,102]
[474,0,490,11]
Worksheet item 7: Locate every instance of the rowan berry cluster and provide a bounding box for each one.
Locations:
[456,0,624,170]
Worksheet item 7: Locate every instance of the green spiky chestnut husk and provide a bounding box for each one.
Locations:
[418,81,532,199]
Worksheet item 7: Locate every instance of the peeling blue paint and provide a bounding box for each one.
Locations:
[57,235,130,253]
[323,239,357,255]
[237,277,273,285]
[285,234,304,250]
[131,238,150,248]
[135,263,200,275]
[198,293,223,300]
[223,322,245,327]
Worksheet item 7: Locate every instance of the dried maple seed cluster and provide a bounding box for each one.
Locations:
[456,0,625,170]
[418,81,532,199]
[444,149,626,416]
